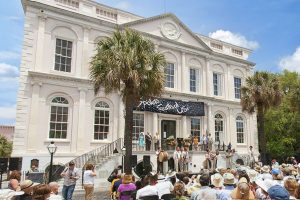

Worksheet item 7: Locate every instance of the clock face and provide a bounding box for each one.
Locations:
[161,22,181,40]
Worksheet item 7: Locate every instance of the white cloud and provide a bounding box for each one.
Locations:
[115,1,130,10]
[0,63,19,78]
[0,51,20,61]
[279,47,300,72]
[0,105,16,119]
[209,29,259,50]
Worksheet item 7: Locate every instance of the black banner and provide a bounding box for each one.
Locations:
[136,98,205,116]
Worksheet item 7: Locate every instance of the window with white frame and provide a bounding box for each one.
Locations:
[190,68,199,92]
[94,101,110,140]
[234,77,242,99]
[191,118,201,140]
[236,116,244,143]
[165,63,175,88]
[132,113,144,141]
[55,38,72,72]
[49,97,69,139]
[214,113,224,142]
[213,73,222,96]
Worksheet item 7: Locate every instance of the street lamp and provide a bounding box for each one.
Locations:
[47,141,57,183]
[121,146,126,173]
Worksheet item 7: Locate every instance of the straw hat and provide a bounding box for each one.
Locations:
[20,180,40,190]
[254,166,261,173]
[261,165,270,173]
[223,173,236,185]
[216,167,227,175]
[122,174,133,184]
[211,173,224,188]
[231,178,255,199]
[247,169,258,183]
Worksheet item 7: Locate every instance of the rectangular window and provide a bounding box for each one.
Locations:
[191,118,201,140]
[190,68,199,92]
[234,77,242,99]
[55,38,72,72]
[49,106,68,139]
[94,110,109,140]
[213,73,221,96]
[236,121,244,143]
[165,63,175,88]
[132,113,144,141]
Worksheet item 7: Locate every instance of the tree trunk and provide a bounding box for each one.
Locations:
[257,105,267,165]
[123,93,135,174]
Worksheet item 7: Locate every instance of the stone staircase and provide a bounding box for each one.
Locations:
[55,139,124,192]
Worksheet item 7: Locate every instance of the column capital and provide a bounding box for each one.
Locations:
[78,87,88,93]
[31,81,42,87]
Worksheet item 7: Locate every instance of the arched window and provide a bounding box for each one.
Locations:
[49,97,69,139]
[236,116,244,143]
[214,114,224,142]
[94,101,110,140]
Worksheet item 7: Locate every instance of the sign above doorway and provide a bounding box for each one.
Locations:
[136,98,205,116]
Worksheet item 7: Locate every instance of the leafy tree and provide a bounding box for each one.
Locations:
[90,29,166,173]
[265,70,300,161]
[241,71,282,164]
[0,135,12,157]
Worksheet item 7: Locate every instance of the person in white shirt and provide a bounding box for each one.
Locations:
[156,176,174,199]
[179,147,185,172]
[83,163,97,200]
[183,147,190,172]
[173,147,181,172]
[60,161,80,200]
[136,173,159,199]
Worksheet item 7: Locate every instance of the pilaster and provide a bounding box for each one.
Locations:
[205,57,211,97]
[118,97,125,138]
[181,52,186,93]
[27,81,42,152]
[181,116,187,138]
[76,87,87,153]
[35,15,47,72]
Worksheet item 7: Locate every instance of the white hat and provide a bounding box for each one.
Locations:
[0,189,24,200]
[211,173,224,188]
[256,179,274,192]
[248,169,259,183]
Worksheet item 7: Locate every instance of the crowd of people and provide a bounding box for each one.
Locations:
[109,160,300,200]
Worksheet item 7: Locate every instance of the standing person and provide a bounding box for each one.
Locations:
[225,149,233,169]
[202,134,207,151]
[179,147,185,172]
[145,132,152,151]
[248,146,255,169]
[205,149,211,170]
[193,135,199,151]
[156,147,163,174]
[153,133,159,151]
[60,161,80,200]
[173,147,180,172]
[138,132,145,151]
[83,164,97,200]
[183,147,190,172]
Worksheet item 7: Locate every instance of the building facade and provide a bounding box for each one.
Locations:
[0,125,15,142]
[13,0,258,170]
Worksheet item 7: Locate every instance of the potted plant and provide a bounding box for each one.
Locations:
[166,135,176,150]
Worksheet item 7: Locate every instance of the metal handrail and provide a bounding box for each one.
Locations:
[66,138,124,169]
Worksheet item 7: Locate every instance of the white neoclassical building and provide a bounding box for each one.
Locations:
[13,0,258,170]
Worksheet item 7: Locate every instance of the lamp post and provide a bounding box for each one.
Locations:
[121,146,126,173]
[47,141,57,183]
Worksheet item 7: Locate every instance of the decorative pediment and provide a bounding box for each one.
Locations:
[122,13,212,51]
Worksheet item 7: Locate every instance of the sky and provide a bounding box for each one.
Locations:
[0,0,300,125]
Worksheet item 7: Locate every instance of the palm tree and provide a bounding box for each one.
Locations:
[241,71,282,164]
[90,29,166,173]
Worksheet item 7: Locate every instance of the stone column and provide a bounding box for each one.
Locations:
[80,27,90,77]
[35,15,46,72]
[77,88,87,153]
[207,103,214,140]
[27,81,42,152]
[181,52,186,92]
[205,57,211,97]
[181,116,187,138]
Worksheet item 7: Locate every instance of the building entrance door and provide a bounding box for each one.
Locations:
[161,120,176,150]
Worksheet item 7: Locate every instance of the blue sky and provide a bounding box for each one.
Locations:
[0,0,300,124]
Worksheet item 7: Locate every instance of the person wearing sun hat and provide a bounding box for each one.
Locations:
[218,173,236,200]
[17,179,40,200]
[257,165,272,181]
[231,177,255,200]
[211,173,224,189]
